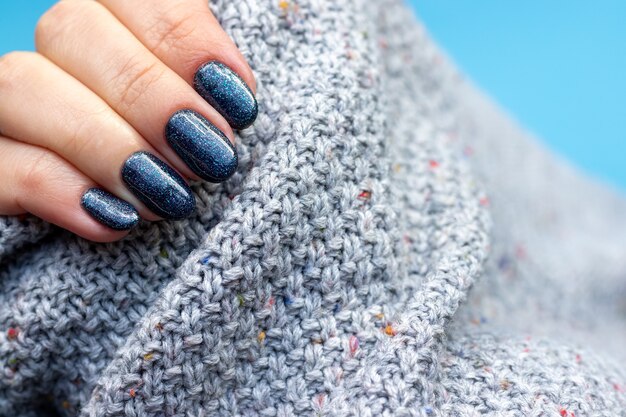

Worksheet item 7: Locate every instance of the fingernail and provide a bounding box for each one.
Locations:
[121,151,195,220]
[81,188,139,231]
[194,61,258,130]
[166,109,238,182]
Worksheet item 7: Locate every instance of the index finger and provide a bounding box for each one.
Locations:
[98,0,258,130]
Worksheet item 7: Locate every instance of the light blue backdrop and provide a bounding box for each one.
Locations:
[410,1,626,191]
[1,2,624,190]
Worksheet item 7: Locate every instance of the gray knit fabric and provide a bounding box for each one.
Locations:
[1,0,625,416]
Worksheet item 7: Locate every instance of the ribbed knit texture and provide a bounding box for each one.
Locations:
[1,0,625,415]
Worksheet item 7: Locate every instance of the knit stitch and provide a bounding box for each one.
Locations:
[0,0,625,416]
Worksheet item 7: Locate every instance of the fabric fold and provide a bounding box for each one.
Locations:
[0,0,624,416]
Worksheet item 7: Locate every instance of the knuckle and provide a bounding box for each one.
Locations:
[62,105,111,157]
[148,7,200,54]
[19,151,57,195]
[62,113,94,157]
[110,55,165,111]
[0,51,36,94]
[0,51,25,76]
[183,38,233,74]
[35,1,70,50]
[35,0,94,51]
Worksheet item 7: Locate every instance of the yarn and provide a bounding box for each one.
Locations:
[0,0,625,415]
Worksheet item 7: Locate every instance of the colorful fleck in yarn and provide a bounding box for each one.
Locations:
[6,328,17,340]
[349,335,359,356]
[357,190,372,200]
[384,324,396,337]
[0,0,624,416]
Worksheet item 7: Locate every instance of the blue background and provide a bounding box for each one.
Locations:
[1,1,625,190]
[409,1,626,191]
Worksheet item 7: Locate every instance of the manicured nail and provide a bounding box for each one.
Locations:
[166,109,238,183]
[81,188,139,231]
[121,151,195,220]
[194,61,258,130]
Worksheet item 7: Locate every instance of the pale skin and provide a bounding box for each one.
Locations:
[0,0,256,242]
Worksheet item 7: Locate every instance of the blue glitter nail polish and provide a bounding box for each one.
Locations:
[166,109,238,182]
[121,151,195,220]
[81,188,139,231]
[194,61,258,130]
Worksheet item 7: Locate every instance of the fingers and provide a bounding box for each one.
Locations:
[98,0,258,129]
[35,1,242,183]
[0,135,133,242]
[0,0,259,239]
[0,51,194,221]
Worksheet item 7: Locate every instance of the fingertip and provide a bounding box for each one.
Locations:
[221,50,258,95]
[236,60,257,95]
[78,225,132,243]
[201,8,257,93]
[71,202,136,242]
[221,120,237,147]
[45,204,134,242]
[138,210,162,222]
[193,60,257,130]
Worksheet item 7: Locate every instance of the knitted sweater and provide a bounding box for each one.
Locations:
[1,0,625,416]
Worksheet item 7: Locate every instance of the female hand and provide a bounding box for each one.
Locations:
[0,0,257,242]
